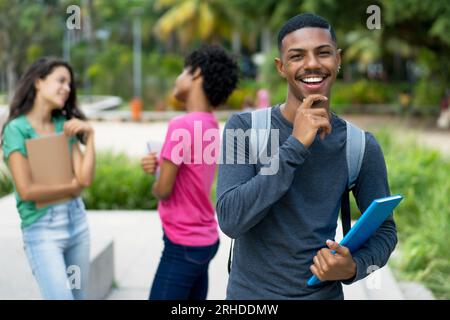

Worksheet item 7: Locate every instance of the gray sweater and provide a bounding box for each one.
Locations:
[216,105,397,300]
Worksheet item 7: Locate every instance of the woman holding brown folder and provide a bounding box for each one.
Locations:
[1,57,95,300]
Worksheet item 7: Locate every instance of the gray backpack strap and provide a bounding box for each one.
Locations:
[250,108,272,163]
[345,120,365,189]
[341,120,366,236]
[228,108,271,274]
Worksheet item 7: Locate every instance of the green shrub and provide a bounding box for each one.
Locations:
[330,80,409,113]
[82,151,157,210]
[259,46,284,90]
[344,129,449,299]
[0,169,13,198]
[373,129,450,299]
[75,47,184,110]
[270,84,288,106]
[0,151,156,206]
[226,80,258,110]
[412,78,445,115]
[231,77,414,113]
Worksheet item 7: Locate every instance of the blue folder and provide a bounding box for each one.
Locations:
[307,194,403,286]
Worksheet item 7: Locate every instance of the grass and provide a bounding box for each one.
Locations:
[372,128,450,299]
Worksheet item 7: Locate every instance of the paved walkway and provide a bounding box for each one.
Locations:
[91,115,450,159]
[344,115,450,156]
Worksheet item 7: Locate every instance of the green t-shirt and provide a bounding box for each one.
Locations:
[2,115,78,229]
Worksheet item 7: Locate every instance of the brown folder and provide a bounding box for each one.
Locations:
[25,133,74,208]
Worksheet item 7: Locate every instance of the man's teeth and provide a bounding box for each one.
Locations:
[301,77,324,83]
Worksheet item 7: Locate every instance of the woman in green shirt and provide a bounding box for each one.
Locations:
[1,57,95,300]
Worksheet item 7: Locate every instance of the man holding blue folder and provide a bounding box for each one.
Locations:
[216,13,398,299]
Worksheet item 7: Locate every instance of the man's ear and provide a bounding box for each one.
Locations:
[275,57,286,78]
[336,48,342,68]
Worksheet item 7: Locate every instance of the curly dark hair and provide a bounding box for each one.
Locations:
[184,45,239,107]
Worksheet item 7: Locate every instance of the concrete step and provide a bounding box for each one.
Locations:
[0,194,115,300]
[344,265,404,300]
[398,281,435,300]
[363,265,405,300]
[343,280,369,300]
[86,236,115,300]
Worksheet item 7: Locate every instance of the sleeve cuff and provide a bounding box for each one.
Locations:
[3,147,27,161]
[161,154,181,166]
[341,256,366,285]
[282,135,310,165]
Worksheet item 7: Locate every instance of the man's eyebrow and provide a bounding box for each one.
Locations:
[287,48,306,53]
[316,44,334,50]
[287,44,334,53]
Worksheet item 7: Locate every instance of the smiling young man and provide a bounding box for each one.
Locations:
[216,13,397,299]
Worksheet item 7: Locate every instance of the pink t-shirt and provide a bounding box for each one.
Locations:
[158,111,220,246]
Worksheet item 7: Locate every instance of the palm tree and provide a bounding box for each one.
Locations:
[153,0,233,52]
[344,30,383,68]
[225,0,303,56]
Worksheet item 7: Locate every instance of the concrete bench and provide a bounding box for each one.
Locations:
[0,194,115,300]
[87,236,115,300]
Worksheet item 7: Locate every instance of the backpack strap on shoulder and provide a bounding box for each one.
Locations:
[341,121,366,236]
[346,121,366,190]
[250,108,272,163]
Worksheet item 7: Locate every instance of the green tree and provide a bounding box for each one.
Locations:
[153,0,234,52]
[0,0,64,100]
[226,0,302,53]
[382,0,450,108]
[300,0,449,106]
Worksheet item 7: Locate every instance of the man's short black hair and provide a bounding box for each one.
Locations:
[277,13,337,51]
[185,45,239,107]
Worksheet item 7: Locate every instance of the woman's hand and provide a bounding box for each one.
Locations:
[141,152,159,175]
[64,118,94,138]
[70,177,83,197]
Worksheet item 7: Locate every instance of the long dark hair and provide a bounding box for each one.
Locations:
[1,57,87,144]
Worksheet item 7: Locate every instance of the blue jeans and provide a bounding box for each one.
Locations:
[149,234,219,300]
[22,197,90,300]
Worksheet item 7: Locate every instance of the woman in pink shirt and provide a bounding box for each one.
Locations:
[141,45,238,300]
